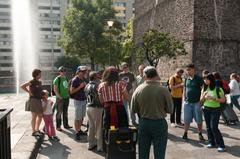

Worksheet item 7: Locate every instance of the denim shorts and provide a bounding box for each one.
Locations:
[74,100,86,120]
[183,102,203,124]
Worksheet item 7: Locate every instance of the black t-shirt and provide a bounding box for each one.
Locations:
[29,79,42,99]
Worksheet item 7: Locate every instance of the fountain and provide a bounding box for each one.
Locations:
[11,0,39,93]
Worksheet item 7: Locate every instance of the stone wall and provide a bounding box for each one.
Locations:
[133,0,194,79]
[134,0,240,80]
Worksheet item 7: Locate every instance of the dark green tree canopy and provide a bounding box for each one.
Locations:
[140,29,187,67]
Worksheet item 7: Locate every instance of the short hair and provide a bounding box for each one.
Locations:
[89,71,98,81]
[230,73,237,79]
[186,64,195,68]
[176,68,184,74]
[32,69,41,79]
[212,71,221,80]
[143,66,158,78]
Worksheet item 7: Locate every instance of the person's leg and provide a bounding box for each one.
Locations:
[152,119,168,159]
[87,107,96,149]
[231,95,240,111]
[210,109,225,148]
[170,98,177,124]
[193,102,204,140]
[55,98,63,129]
[95,108,103,151]
[49,115,56,136]
[43,115,50,136]
[74,100,81,132]
[203,109,215,146]
[63,98,70,128]
[183,102,193,138]
[31,112,37,133]
[116,105,128,127]
[35,113,42,132]
[138,118,152,159]
[176,98,183,124]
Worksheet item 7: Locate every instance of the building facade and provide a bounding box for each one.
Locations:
[113,0,135,27]
[0,0,68,92]
[134,0,240,80]
[0,0,13,92]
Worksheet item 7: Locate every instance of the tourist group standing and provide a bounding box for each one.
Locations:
[21,62,240,159]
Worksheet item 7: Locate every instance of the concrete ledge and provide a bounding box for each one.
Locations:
[12,129,44,159]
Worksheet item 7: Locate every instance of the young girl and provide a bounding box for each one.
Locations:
[41,90,60,141]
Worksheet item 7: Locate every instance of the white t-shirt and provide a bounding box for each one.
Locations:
[42,99,53,115]
[229,79,240,96]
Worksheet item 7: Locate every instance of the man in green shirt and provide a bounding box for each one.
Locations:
[131,66,173,159]
[53,66,72,131]
[182,64,205,140]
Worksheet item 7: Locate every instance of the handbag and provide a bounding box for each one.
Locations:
[25,99,31,111]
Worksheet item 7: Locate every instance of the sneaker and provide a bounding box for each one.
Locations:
[177,123,184,126]
[182,132,188,139]
[217,147,225,152]
[75,132,81,140]
[199,133,205,141]
[48,136,54,141]
[79,130,87,135]
[56,127,63,131]
[32,131,42,136]
[207,144,215,148]
[64,125,73,129]
[52,136,60,142]
[171,123,176,127]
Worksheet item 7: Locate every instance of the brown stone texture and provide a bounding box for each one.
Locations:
[134,0,240,79]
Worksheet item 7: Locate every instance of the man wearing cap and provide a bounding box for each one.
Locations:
[131,66,173,159]
[119,62,136,125]
[70,66,88,140]
[53,66,72,131]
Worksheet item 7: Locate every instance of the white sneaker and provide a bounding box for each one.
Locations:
[171,123,176,127]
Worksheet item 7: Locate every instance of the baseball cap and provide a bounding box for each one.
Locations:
[58,66,66,72]
[76,66,87,72]
[121,62,128,68]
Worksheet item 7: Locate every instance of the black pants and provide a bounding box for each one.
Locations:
[170,97,182,124]
[203,108,225,148]
[55,98,70,128]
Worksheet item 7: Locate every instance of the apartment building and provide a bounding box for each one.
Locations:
[113,0,135,27]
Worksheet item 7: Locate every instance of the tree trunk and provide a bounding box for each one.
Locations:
[90,56,95,70]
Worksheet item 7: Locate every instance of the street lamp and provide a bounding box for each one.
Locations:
[107,20,114,65]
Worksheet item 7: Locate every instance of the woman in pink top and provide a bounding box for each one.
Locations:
[98,66,129,130]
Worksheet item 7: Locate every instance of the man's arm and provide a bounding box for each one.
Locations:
[130,90,139,114]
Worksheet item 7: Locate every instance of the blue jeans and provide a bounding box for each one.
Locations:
[184,102,203,124]
[203,108,225,148]
[138,118,168,159]
[230,95,240,111]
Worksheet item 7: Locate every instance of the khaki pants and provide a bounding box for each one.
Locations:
[87,107,103,150]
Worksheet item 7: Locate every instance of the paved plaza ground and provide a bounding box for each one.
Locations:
[0,93,240,159]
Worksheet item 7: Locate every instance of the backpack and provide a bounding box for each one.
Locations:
[221,80,230,94]
[85,82,102,107]
[166,77,175,91]
[51,76,61,96]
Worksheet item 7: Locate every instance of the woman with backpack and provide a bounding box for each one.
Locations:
[98,66,129,134]
[200,73,226,152]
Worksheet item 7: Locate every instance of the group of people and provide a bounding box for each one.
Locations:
[21,62,240,159]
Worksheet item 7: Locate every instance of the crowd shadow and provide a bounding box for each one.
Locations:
[225,145,240,157]
[61,128,88,143]
[38,140,71,159]
[168,132,207,148]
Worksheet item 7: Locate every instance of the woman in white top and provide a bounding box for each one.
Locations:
[228,73,240,111]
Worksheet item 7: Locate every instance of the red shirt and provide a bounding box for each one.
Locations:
[98,81,126,103]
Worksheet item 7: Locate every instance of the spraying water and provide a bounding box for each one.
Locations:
[11,0,38,94]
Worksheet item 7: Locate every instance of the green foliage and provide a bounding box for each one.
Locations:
[122,18,134,61]
[58,0,121,69]
[139,29,187,67]
[54,55,81,72]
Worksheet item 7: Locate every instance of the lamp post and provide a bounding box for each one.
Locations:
[107,20,114,65]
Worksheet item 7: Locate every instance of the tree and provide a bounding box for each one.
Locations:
[58,0,121,69]
[54,55,80,73]
[139,29,187,67]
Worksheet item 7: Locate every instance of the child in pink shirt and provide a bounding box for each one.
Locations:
[41,90,60,141]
